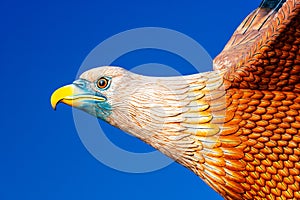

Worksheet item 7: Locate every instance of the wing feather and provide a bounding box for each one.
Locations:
[214,0,300,92]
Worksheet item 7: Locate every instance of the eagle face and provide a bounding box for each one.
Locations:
[51,66,131,121]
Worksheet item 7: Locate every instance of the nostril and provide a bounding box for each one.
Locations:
[73,79,86,88]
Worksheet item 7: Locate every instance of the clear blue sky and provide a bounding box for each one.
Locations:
[2,0,260,199]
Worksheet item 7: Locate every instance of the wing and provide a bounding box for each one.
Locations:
[210,1,300,199]
[214,0,300,92]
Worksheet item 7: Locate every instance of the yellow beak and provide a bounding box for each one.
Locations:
[51,83,107,110]
[50,84,77,110]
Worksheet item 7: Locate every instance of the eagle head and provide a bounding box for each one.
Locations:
[51,66,133,121]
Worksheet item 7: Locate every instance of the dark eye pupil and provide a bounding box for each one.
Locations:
[99,79,106,86]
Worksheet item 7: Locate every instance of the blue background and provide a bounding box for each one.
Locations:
[2,0,260,199]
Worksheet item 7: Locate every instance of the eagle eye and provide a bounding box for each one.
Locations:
[96,77,111,90]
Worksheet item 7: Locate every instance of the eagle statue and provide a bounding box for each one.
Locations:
[51,0,300,199]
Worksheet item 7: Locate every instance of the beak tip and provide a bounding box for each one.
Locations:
[51,84,75,111]
[50,94,59,110]
[51,101,58,110]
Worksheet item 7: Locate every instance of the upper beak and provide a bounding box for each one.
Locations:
[51,84,77,110]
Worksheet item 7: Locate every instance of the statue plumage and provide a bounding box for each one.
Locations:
[51,0,300,199]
